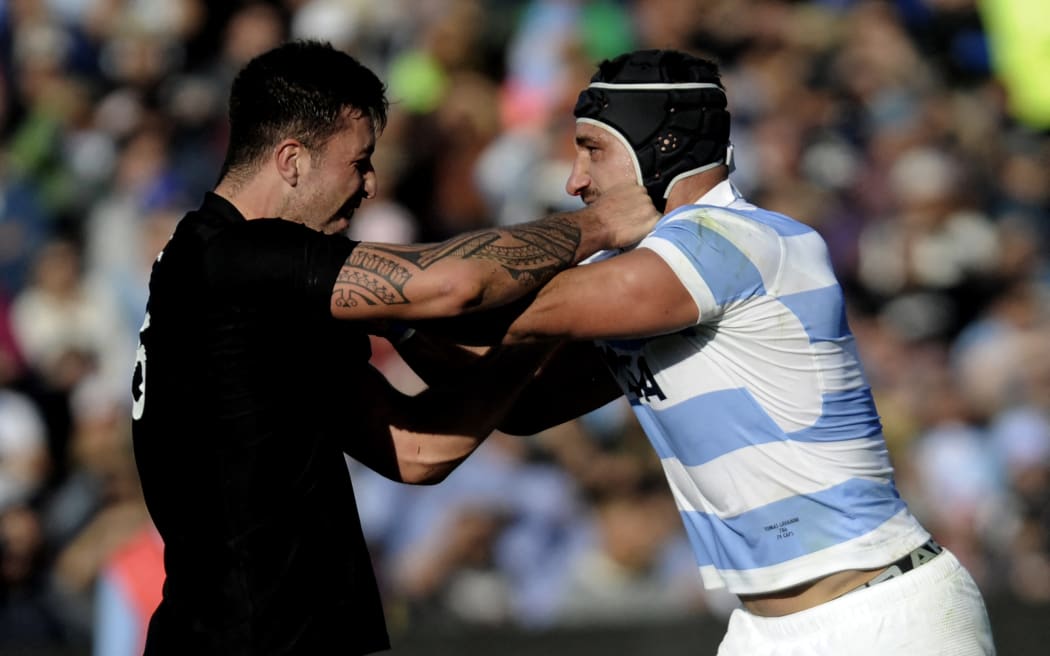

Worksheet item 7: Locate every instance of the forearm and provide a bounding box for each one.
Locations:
[496,341,623,436]
[391,335,620,437]
[395,291,539,347]
[393,343,559,482]
[392,331,488,387]
[334,213,597,320]
[349,344,557,484]
[331,184,658,322]
[389,292,541,378]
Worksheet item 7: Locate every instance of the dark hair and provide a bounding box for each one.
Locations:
[219,40,388,180]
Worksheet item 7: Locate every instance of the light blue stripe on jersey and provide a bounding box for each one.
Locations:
[655,220,765,307]
[633,387,883,466]
[658,208,847,345]
[679,477,905,570]
[777,286,850,343]
[616,186,926,593]
[787,386,883,443]
[634,389,777,464]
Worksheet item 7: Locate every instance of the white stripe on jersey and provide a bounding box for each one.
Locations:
[597,180,928,594]
[697,509,931,592]
[661,438,895,518]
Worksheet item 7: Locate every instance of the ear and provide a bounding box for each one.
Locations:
[274,139,304,186]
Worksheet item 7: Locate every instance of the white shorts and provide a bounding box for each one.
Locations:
[717,549,995,656]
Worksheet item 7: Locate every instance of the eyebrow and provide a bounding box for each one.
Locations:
[575,134,602,147]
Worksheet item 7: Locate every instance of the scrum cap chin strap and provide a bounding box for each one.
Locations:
[573,80,731,212]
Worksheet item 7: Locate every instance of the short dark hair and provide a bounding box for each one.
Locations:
[220,40,388,181]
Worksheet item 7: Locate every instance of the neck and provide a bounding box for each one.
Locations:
[214,171,288,221]
[662,166,729,213]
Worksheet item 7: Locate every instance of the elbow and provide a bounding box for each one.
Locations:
[501,326,534,345]
[502,292,576,344]
[498,408,560,436]
[435,276,487,318]
[398,462,452,486]
[453,276,487,313]
[496,422,542,438]
[397,447,464,485]
[502,309,550,345]
[503,316,568,345]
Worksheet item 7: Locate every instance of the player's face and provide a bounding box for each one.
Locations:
[566,122,639,205]
[289,110,377,235]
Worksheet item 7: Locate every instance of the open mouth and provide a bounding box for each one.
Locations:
[328,198,362,233]
[336,199,360,221]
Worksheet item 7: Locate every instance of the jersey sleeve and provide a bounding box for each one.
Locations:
[638,207,781,324]
[204,219,356,315]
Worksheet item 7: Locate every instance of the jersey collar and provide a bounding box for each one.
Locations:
[692,179,748,209]
[659,178,755,225]
[201,192,248,224]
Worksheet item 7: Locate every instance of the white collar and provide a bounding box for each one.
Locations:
[692,179,749,209]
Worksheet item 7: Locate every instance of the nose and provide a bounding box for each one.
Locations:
[565,159,589,197]
[363,171,377,200]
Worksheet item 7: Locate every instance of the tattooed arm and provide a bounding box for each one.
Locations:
[330,183,658,321]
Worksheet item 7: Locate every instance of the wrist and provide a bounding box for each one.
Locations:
[572,205,610,256]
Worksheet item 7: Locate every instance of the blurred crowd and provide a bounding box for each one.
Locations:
[1,0,1048,653]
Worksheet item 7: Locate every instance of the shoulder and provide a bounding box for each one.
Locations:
[644,205,785,267]
[207,217,317,253]
[207,220,357,305]
[656,204,814,240]
[652,204,825,267]
[203,219,337,276]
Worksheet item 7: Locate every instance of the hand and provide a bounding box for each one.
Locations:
[584,183,661,250]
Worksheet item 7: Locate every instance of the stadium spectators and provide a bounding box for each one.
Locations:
[0,0,1047,652]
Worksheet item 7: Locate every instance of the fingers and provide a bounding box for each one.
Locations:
[593,183,660,248]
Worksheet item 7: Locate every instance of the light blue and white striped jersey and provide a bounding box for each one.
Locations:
[596,180,930,594]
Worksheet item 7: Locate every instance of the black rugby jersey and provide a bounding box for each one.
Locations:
[132,193,389,655]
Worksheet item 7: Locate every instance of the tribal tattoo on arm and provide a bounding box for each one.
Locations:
[332,216,581,309]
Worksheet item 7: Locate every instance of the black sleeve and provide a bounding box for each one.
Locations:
[204,219,356,315]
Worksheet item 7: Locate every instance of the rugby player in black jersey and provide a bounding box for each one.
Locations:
[130,40,657,655]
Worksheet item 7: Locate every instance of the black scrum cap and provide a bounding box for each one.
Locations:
[573,50,732,211]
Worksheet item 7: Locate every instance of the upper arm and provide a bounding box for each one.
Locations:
[205,219,354,314]
[504,248,700,342]
[329,213,591,322]
[330,242,488,322]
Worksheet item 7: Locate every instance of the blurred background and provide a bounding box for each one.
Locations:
[0,0,1048,654]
